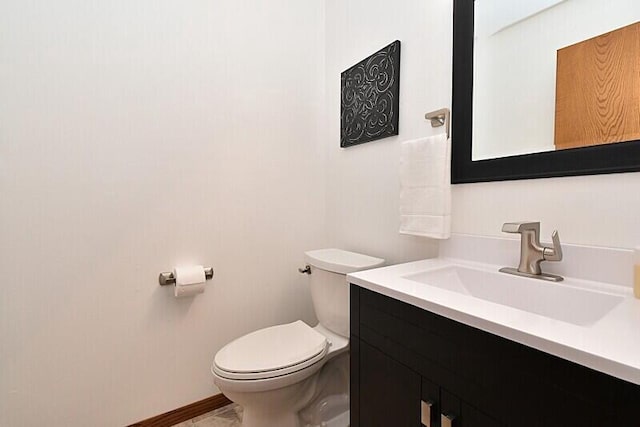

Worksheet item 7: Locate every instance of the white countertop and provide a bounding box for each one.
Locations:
[348,256,640,385]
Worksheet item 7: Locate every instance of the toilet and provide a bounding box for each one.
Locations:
[211,248,384,427]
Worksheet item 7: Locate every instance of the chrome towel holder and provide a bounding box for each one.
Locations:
[158,267,214,286]
[425,107,450,139]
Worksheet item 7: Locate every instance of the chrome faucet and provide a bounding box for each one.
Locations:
[499,221,564,282]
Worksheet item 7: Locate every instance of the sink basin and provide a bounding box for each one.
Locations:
[404,265,624,326]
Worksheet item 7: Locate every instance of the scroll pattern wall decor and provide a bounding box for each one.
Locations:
[340,40,401,147]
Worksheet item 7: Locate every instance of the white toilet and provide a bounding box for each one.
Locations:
[211,248,384,427]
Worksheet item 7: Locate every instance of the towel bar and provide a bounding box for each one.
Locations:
[425,108,450,139]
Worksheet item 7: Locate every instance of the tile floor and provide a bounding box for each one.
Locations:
[172,403,243,427]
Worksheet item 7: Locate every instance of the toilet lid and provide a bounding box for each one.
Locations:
[213,321,328,380]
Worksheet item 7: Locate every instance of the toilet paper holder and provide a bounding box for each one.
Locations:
[158,267,214,286]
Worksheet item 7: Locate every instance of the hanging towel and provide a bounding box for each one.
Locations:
[399,134,451,239]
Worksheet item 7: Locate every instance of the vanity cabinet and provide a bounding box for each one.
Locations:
[357,339,498,427]
[350,285,640,427]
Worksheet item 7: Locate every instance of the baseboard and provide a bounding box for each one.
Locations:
[128,393,232,427]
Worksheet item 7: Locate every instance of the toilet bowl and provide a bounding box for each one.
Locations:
[211,249,384,427]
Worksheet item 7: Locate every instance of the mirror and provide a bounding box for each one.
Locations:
[451,0,640,183]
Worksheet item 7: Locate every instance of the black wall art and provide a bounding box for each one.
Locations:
[340,40,401,148]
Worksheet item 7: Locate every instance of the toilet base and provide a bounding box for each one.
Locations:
[299,353,350,427]
[223,374,319,427]
[300,394,349,427]
[218,352,350,427]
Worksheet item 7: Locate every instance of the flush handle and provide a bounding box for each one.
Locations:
[298,265,311,274]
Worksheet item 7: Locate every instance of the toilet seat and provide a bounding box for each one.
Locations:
[213,321,328,381]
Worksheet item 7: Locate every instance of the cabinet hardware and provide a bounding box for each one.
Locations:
[421,400,433,426]
[441,413,456,427]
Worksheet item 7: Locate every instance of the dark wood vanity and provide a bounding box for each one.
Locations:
[350,285,640,427]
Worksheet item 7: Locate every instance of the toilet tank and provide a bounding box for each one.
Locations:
[304,249,384,338]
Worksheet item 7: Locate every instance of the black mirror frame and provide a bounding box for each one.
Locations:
[451,0,640,184]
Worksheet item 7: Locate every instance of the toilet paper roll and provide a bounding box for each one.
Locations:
[174,265,206,298]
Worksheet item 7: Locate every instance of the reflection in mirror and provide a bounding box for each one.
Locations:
[472,0,640,160]
[555,22,640,150]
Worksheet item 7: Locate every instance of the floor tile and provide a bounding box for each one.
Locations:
[171,403,242,427]
[193,416,240,427]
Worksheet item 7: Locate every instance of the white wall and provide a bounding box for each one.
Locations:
[452,173,640,249]
[324,1,640,251]
[473,0,640,159]
[323,0,453,265]
[0,1,326,425]
[4,1,640,425]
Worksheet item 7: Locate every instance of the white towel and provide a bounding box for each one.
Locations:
[399,134,451,239]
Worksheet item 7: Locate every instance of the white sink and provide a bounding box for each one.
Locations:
[404,265,625,326]
[347,236,640,384]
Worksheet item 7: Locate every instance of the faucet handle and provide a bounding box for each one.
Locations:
[543,230,563,262]
[502,221,540,234]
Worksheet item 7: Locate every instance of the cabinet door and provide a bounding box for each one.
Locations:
[440,389,461,427]
[421,378,440,427]
[440,389,502,427]
[460,402,502,427]
[359,340,421,427]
